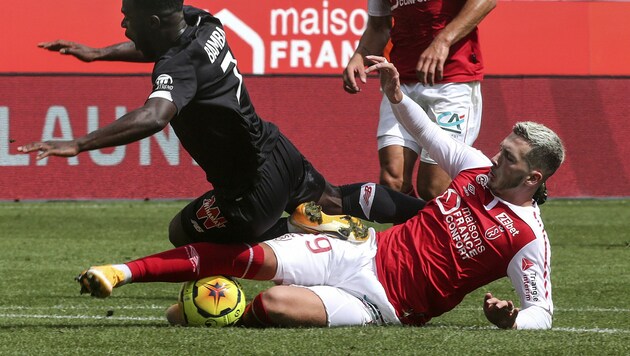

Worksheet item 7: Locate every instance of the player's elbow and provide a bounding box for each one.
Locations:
[515,306,552,330]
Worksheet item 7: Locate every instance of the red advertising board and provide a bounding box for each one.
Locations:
[3,1,629,75]
[1,1,629,200]
[2,75,630,200]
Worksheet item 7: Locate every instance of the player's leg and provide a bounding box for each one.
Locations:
[171,180,289,246]
[168,210,192,247]
[378,144,417,194]
[287,151,425,226]
[263,233,399,326]
[416,161,452,200]
[240,286,328,327]
[240,284,381,327]
[76,242,276,298]
[377,93,420,194]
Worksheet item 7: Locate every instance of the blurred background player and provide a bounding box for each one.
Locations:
[77,56,565,330]
[342,0,496,200]
[21,1,424,247]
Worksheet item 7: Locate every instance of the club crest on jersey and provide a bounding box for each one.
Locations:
[484,225,503,240]
[196,196,227,230]
[476,174,489,187]
[155,74,174,91]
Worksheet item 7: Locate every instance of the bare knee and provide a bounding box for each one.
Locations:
[252,286,327,327]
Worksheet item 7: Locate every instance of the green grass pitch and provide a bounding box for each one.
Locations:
[0,200,628,355]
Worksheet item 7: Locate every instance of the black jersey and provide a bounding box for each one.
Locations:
[149,6,280,195]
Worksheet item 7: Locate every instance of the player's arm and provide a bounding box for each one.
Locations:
[417,0,496,85]
[496,242,553,330]
[18,98,176,160]
[38,40,150,62]
[342,11,392,94]
[367,56,490,176]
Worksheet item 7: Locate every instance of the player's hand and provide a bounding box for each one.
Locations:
[17,141,80,160]
[38,40,101,62]
[342,54,367,94]
[483,293,519,329]
[415,39,449,86]
[365,55,402,104]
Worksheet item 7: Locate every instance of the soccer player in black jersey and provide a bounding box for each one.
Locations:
[20,0,424,246]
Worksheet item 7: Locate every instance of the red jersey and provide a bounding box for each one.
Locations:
[375,96,553,327]
[369,0,485,84]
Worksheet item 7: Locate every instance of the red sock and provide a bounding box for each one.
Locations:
[243,292,273,327]
[125,242,264,283]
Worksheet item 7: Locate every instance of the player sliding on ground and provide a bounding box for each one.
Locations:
[77,57,565,330]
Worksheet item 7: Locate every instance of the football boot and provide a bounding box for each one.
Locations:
[289,201,369,243]
[76,265,126,298]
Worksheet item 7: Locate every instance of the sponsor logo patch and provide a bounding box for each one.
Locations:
[155,74,174,91]
[521,257,534,271]
[195,196,228,230]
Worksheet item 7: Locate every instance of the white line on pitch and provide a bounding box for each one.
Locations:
[0,314,628,334]
[430,325,629,334]
[1,305,627,312]
[0,313,164,321]
[0,305,167,310]
[455,307,630,313]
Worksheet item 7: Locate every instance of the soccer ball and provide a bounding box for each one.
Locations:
[178,275,246,327]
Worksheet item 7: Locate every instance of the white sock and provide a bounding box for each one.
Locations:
[113,264,132,285]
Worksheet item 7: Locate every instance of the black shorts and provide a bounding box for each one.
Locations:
[179,134,327,244]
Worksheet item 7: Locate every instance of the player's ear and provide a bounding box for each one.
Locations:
[525,170,543,187]
[149,14,161,29]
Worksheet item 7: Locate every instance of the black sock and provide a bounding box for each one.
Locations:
[258,217,289,241]
[340,183,425,225]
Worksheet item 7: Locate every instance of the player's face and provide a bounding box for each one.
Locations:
[121,0,157,59]
[488,134,533,194]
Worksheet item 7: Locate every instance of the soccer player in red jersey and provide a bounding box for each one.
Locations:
[343,0,496,201]
[78,57,564,330]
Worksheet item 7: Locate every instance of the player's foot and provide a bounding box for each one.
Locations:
[289,202,369,243]
[76,265,126,298]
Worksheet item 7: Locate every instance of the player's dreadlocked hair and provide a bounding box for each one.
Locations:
[128,0,183,16]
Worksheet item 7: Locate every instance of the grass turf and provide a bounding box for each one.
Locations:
[0,199,628,355]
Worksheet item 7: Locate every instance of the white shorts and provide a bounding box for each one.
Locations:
[264,230,400,327]
[377,81,483,164]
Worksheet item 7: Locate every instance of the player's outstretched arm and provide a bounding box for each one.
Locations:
[38,40,150,62]
[364,55,403,104]
[483,293,518,329]
[18,98,176,160]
